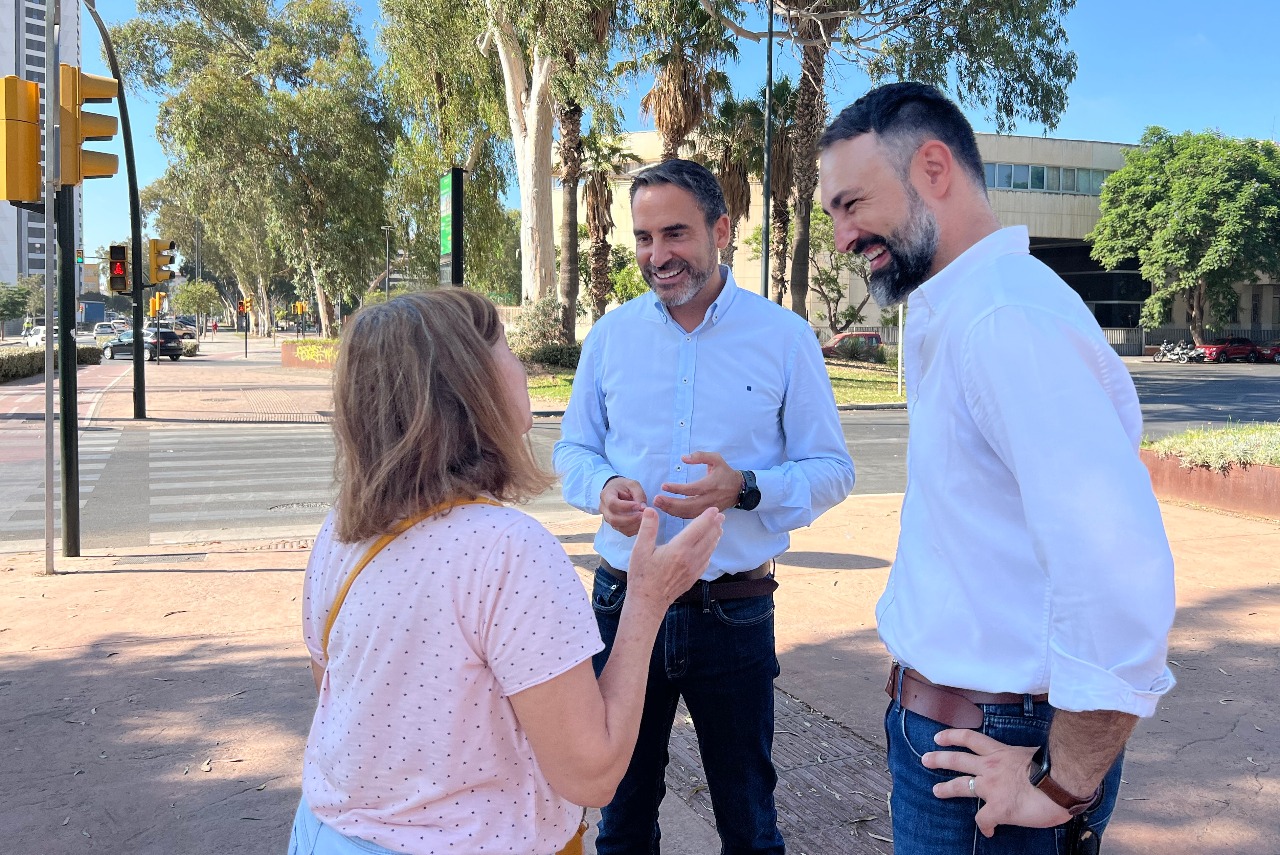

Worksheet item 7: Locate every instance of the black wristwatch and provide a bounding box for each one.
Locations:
[734,470,761,511]
[1028,744,1100,816]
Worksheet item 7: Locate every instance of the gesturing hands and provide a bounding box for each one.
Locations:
[601,477,648,537]
[924,729,1073,837]
[626,506,724,609]
[654,452,742,519]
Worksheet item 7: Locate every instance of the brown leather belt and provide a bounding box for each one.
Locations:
[599,558,778,605]
[885,662,1049,729]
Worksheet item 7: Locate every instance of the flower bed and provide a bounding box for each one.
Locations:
[281,338,339,370]
[1141,449,1280,519]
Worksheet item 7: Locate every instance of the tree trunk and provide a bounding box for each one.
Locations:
[589,236,612,322]
[771,203,790,305]
[557,100,583,343]
[1189,279,1207,345]
[490,17,557,303]
[720,221,739,268]
[787,16,833,321]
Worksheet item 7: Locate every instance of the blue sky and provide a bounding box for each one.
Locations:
[81,0,1280,260]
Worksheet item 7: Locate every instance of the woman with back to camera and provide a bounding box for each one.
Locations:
[289,288,723,855]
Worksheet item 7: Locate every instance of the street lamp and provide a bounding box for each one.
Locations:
[381,225,392,300]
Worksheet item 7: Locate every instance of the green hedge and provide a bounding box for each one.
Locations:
[1145,423,1280,472]
[0,345,102,382]
[182,340,200,357]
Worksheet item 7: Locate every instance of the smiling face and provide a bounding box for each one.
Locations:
[631,183,729,310]
[820,133,940,307]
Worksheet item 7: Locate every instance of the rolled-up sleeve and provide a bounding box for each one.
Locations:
[962,306,1176,717]
[754,332,856,533]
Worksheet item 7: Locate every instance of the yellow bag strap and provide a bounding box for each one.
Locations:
[320,497,502,661]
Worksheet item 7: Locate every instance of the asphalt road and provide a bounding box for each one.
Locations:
[1,358,1277,552]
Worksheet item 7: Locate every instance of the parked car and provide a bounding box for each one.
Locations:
[92,322,116,338]
[821,331,884,357]
[1256,341,1280,363]
[111,319,129,332]
[154,320,197,340]
[102,329,183,361]
[23,326,45,348]
[1196,337,1259,363]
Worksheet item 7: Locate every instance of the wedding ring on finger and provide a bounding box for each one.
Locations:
[968,776,977,796]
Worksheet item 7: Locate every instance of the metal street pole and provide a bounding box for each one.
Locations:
[55,186,80,556]
[382,225,392,300]
[41,0,61,574]
[760,9,774,298]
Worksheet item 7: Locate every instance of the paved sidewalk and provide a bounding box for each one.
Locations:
[1,339,1277,854]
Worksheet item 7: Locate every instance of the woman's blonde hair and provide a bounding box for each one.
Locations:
[331,289,552,542]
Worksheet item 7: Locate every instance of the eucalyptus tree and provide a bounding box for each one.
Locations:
[695,92,757,266]
[111,0,393,338]
[581,131,641,321]
[1090,128,1280,345]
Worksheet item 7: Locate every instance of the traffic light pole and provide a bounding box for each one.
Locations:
[82,0,145,418]
[55,186,81,556]
[40,0,61,574]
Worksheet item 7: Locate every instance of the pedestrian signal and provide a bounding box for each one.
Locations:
[107,244,128,293]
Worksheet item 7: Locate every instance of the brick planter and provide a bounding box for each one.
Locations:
[1140,448,1280,519]
[280,339,338,370]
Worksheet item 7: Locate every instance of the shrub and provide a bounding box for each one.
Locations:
[1146,422,1280,472]
[0,345,100,382]
[507,296,582,368]
[182,340,200,357]
[833,335,885,363]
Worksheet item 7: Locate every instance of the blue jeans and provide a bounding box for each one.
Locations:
[287,798,402,855]
[885,690,1125,855]
[590,566,785,855]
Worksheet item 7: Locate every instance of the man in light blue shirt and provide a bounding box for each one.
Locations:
[554,159,854,854]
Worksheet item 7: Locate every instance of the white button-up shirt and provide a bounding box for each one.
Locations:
[878,227,1175,717]
[554,268,855,579]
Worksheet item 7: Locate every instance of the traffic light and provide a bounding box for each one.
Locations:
[293,301,307,316]
[76,248,85,263]
[244,296,253,312]
[237,300,246,314]
[1,75,41,203]
[59,64,119,186]
[148,295,159,317]
[107,244,129,293]
[148,238,177,285]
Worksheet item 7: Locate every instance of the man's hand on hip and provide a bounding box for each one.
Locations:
[601,477,648,537]
[923,729,1072,836]
[655,452,743,518]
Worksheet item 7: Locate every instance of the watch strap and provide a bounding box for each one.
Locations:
[1029,745,1101,816]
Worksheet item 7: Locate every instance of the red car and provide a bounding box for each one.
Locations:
[1196,337,1259,363]
[821,331,883,357]
[1257,340,1280,363]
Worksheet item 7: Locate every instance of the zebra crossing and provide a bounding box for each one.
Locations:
[0,426,123,551]
[0,422,336,551]
[141,423,336,545]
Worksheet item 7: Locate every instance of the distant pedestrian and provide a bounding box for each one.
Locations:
[211,320,217,337]
[819,82,1176,854]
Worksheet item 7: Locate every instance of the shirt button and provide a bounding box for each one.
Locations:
[685,336,691,342]
[679,420,685,426]
[676,465,682,470]
[682,378,688,383]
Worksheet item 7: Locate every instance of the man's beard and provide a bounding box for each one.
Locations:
[643,251,716,309]
[857,190,939,308]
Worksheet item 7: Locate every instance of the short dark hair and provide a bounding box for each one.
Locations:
[820,82,986,190]
[629,158,728,228]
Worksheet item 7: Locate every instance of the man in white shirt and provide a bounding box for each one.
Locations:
[817,82,1176,854]
[555,159,855,853]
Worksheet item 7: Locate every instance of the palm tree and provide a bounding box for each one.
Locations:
[696,92,757,266]
[784,9,840,320]
[626,1,737,161]
[747,76,799,305]
[581,131,641,321]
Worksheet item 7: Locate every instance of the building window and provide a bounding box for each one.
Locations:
[1030,165,1045,190]
[984,163,996,187]
[1061,168,1077,193]
[1045,167,1060,191]
[25,22,45,35]
[26,38,44,52]
[983,162,1112,195]
[1012,164,1029,190]
[996,163,1012,189]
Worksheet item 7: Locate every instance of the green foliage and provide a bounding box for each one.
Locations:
[17,274,44,315]
[509,296,581,367]
[1147,422,1280,473]
[1089,129,1280,340]
[172,279,222,319]
[181,340,201,357]
[607,247,648,306]
[0,286,28,333]
[0,346,102,382]
[806,211,870,334]
[832,336,885,364]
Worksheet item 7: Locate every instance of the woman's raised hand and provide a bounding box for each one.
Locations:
[625,506,724,610]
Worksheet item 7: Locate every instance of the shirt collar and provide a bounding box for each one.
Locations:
[910,226,1030,312]
[648,264,738,329]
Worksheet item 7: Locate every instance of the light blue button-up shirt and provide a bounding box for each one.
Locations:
[553,268,855,580]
